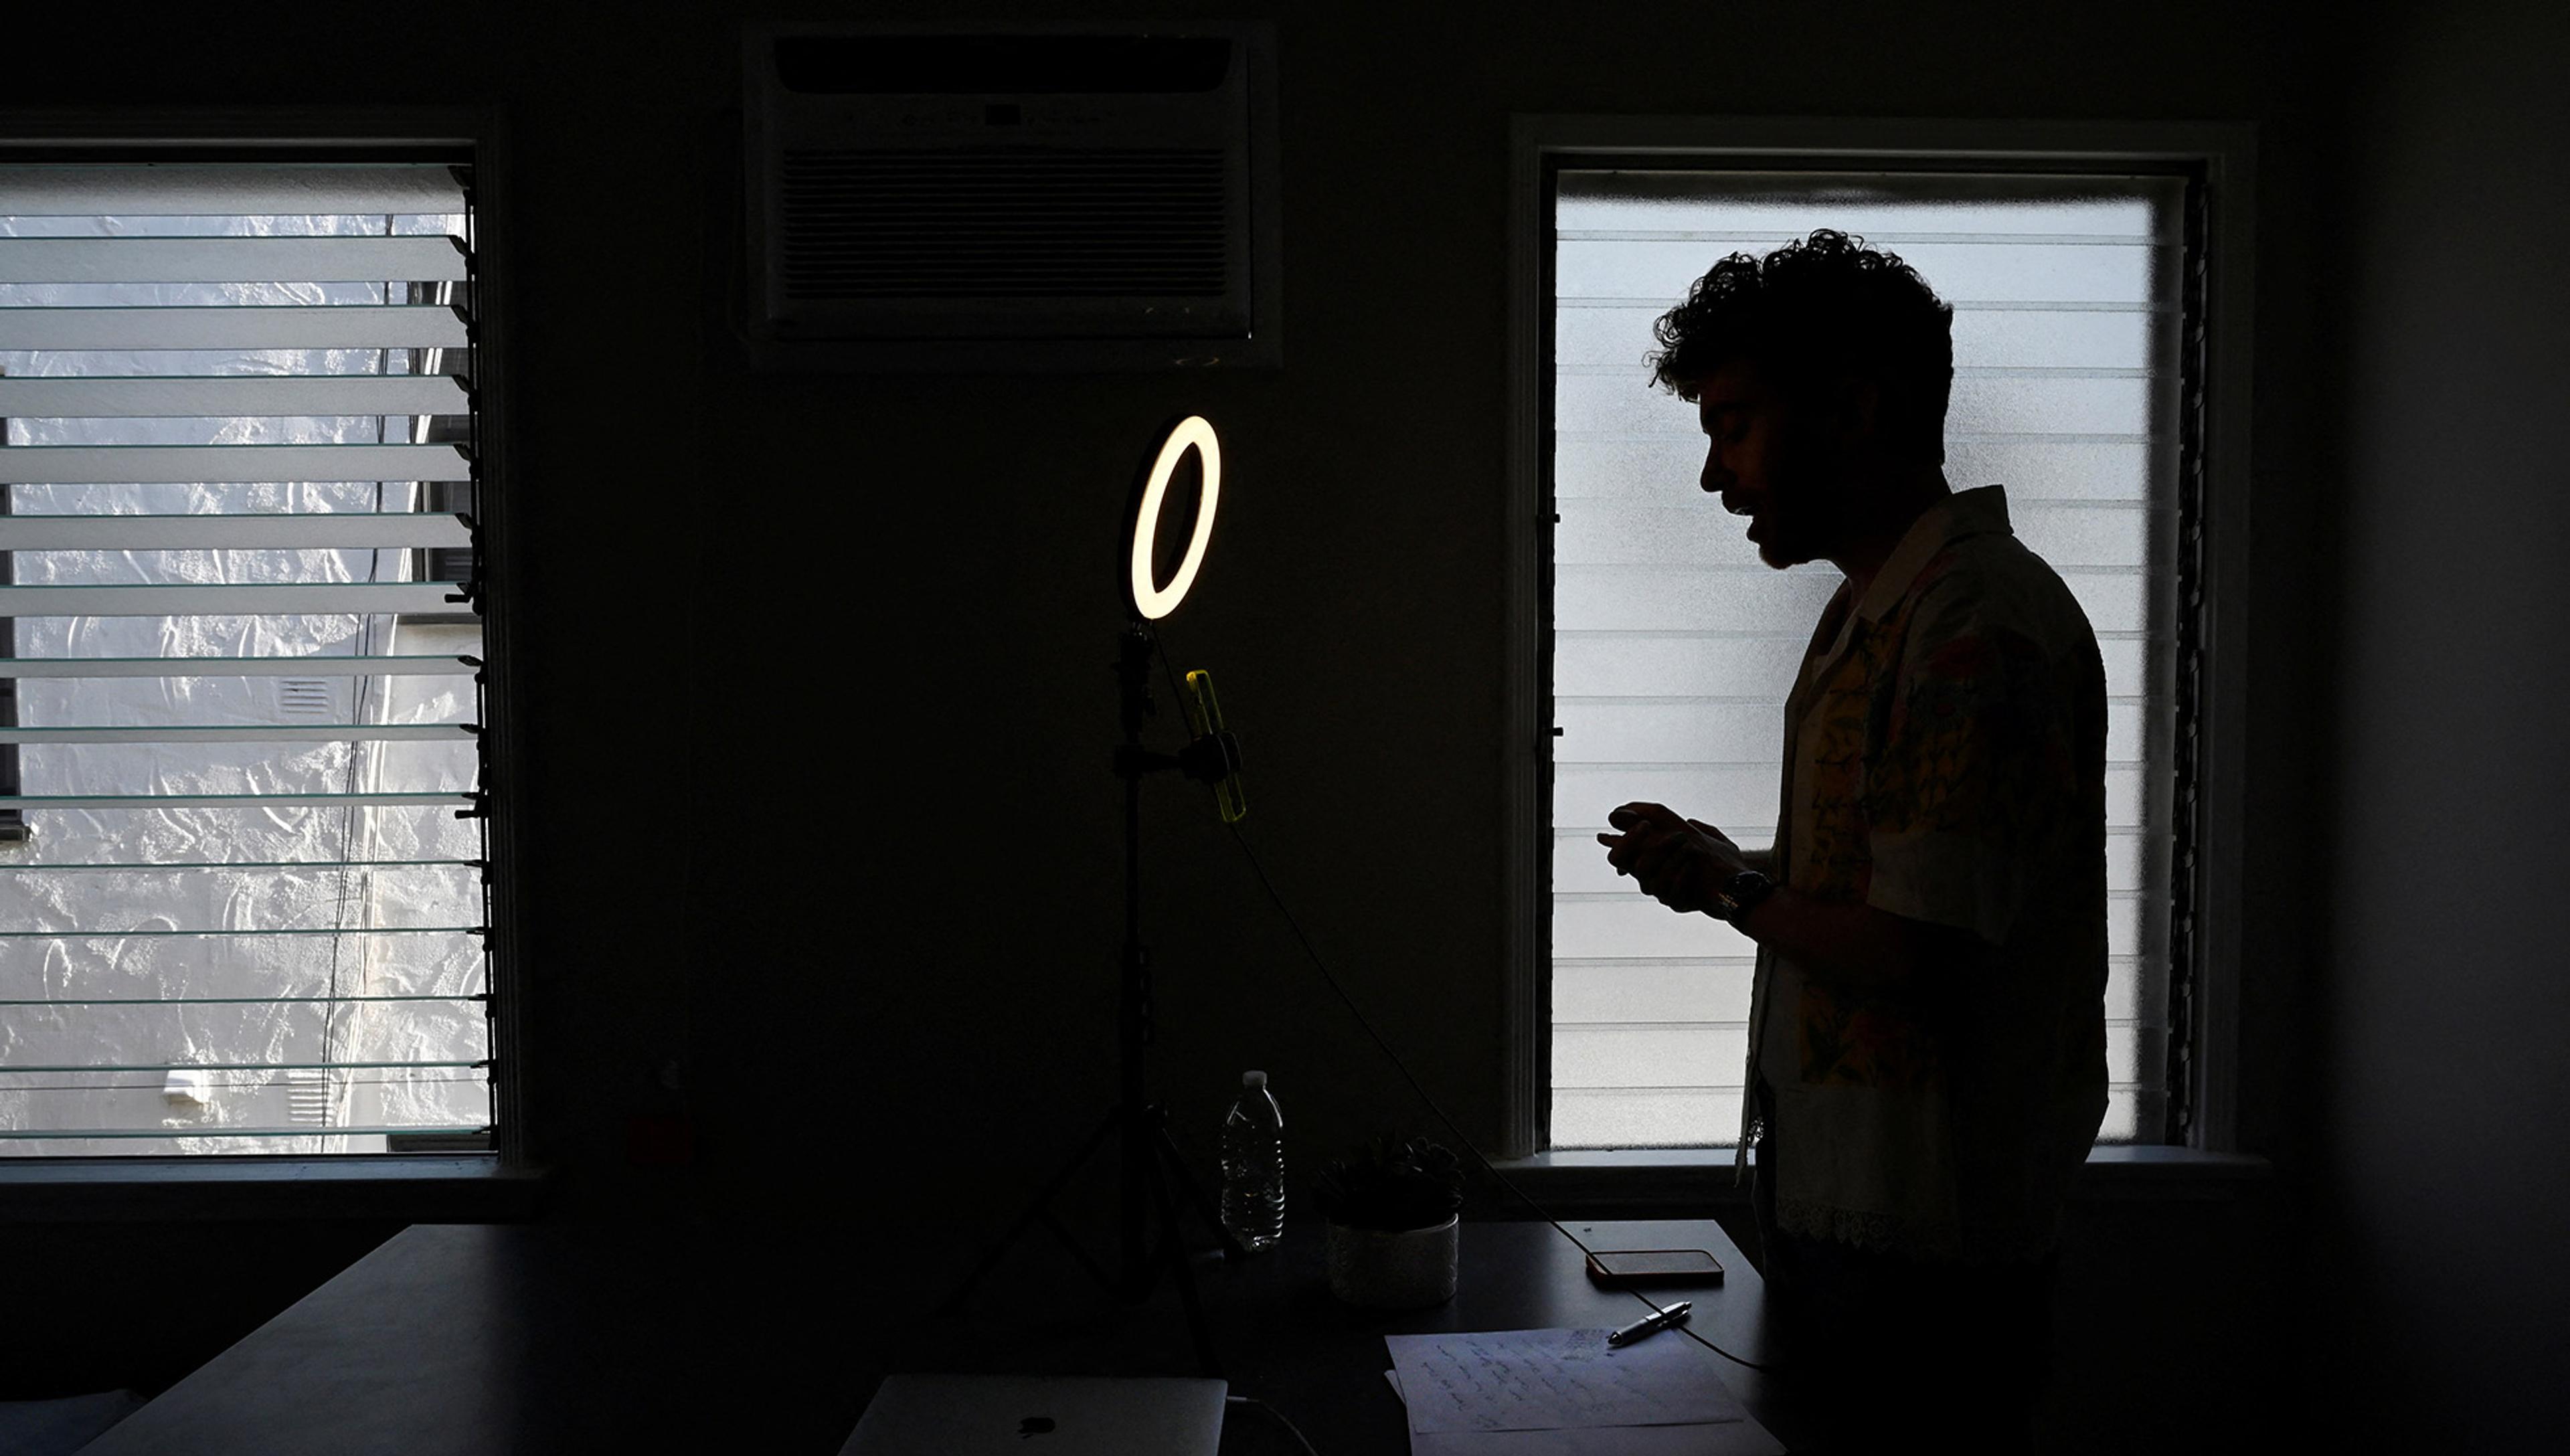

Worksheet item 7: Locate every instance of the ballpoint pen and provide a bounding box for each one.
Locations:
[1606,1301,1692,1348]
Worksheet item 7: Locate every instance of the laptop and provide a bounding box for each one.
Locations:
[839,1374,1229,1456]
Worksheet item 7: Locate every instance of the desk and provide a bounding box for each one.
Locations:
[78,1216,1803,1454]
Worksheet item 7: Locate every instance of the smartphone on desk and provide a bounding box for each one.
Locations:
[1585,1249,1725,1288]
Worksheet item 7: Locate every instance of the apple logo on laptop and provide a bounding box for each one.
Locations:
[1017,1415,1057,1439]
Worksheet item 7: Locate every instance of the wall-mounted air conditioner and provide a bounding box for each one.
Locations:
[742,21,1280,371]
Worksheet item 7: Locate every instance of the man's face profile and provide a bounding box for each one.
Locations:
[1694,357,1849,571]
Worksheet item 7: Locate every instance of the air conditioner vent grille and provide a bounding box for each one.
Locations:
[779,148,1229,299]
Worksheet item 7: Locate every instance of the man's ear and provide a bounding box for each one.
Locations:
[1818,373,1883,442]
[1848,377,1883,440]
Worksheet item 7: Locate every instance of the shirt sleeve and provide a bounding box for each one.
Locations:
[1863,581,2079,947]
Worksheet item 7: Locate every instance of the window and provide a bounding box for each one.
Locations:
[0,157,500,1156]
[1512,129,2248,1158]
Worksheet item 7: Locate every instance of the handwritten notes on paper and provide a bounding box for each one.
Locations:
[1382,1328,1747,1435]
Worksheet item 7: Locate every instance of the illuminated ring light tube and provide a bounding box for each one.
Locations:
[1128,415,1221,620]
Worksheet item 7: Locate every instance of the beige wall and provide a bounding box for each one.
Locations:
[2315,0,2570,1444]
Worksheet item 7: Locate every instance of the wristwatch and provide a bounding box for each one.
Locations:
[1712,869,1776,925]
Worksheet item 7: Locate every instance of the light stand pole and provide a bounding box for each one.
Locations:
[936,624,1239,1376]
[1114,624,1166,1303]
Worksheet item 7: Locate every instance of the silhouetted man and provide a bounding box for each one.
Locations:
[1597,230,2107,1454]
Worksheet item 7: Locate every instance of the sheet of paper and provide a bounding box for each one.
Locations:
[1409,1422,1786,1456]
[1387,1370,1784,1456]
[1383,1328,1747,1434]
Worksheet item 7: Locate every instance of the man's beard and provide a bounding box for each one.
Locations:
[1753,508,1822,569]
[1751,438,1849,570]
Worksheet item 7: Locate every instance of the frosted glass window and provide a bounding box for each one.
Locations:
[1549,170,2184,1150]
[0,161,495,1156]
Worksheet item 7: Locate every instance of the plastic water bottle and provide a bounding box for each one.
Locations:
[1219,1070,1286,1253]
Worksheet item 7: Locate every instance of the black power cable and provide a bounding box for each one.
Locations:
[1223,1394,1321,1455]
[1146,636,1776,1376]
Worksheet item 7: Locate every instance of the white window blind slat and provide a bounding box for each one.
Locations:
[1560,628,2156,701]
[1553,1089,1745,1150]
[1561,304,2166,371]
[1553,635,1811,697]
[1562,501,2158,573]
[1554,764,1788,832]
[1561,765,2146,836]
[1553,837,1731,895]
[0,792,475,809]
[0,165,464,217]
[0,858,478,875]
[0,583,462,616]
[0,375,468,418]
[1552,364,2158,439]
[0,305,470,351]
[0,235,470,284]
[0,654,474,679]
[0,723,472,744]
[1556,699,2142,766]
[3,512,470,550]
[2011,504,2160,565]
[1557,436,2158,502]
[8,749,475,796]
[1554,828,2150,897]
[1503,1036,2179,1114]
[1555,898,1759,960]
[2,1124,486,1141]
[1555,1026,1752,1091]
[1555,962,1758,1024]
[0,443,468,482]
[1558,240,2165,306]
[1553,563,1843,631]
[1553,701,1786,760]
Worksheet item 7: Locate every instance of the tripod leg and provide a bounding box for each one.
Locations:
[1144,1142,1223,1380]
[936,1105,1122,1318]
[1035,1208,1118,1295]
[1153,1121,1244,1257]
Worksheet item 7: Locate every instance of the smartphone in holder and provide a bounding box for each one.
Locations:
[1585,1248,1725,1288]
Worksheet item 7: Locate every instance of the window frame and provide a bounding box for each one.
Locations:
[1500,115,2255,1170]
[0,456,22,843]
[0,106,535,1218]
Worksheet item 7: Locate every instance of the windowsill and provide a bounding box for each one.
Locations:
[1483,1144,2271,1216]
[0,1155,548,1223]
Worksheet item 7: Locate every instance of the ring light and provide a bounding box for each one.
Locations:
[1128,415,1221,620]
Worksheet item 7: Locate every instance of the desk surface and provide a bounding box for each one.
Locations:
[81,1216,1798,1455]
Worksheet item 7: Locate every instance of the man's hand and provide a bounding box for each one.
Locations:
[1596,802,1749,916]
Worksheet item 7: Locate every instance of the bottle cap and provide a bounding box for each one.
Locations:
[1242,1070,1267,1088]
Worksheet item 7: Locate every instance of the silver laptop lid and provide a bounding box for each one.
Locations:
[840,1374,1229,1456]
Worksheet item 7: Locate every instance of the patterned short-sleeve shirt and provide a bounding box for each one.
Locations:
[1741,485,2108,1262]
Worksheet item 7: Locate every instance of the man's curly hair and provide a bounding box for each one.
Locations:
[1647,229,1955,465]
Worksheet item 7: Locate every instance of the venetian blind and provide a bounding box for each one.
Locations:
[0,162,493,1154]
[1549,170,2182,1149]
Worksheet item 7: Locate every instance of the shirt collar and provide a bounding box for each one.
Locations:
[1849,484,2015,624]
